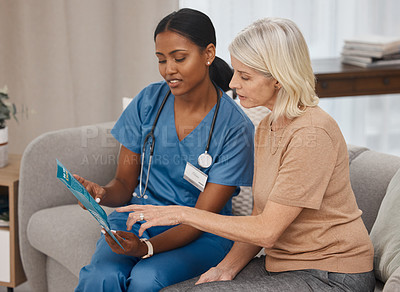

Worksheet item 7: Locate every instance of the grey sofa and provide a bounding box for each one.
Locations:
[19,118,400,291]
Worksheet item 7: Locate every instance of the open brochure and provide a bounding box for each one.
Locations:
[56,159,124,250]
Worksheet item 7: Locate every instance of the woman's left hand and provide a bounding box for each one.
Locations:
[102,229,148,257]
[116,204,187,236]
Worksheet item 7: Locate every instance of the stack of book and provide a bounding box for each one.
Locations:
[0,196,9,227]
[341,35,400,68]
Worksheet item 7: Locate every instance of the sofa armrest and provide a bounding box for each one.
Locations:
[19,122,120,292]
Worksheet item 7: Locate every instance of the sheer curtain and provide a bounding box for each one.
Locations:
[180,0,400,156]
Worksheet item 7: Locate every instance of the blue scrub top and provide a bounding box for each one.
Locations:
[111,81,254,216]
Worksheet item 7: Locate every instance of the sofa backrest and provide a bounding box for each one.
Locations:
[348,145,400,233]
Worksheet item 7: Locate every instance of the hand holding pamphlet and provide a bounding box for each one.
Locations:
[56,159,124,250]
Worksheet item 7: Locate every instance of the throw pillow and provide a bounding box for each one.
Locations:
[370,167,400,282]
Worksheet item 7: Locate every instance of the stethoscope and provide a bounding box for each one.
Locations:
[133,83,221,199]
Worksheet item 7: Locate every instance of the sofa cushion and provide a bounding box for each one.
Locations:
[370,167,400,282]
[27,204,114,277]
[349,149,400,233]
[47,256,79,291]
[232,186,253,216]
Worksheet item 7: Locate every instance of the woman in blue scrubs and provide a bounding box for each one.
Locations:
[74,8,254,292]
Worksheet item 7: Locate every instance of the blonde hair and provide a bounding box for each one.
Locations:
[229,18,319,122]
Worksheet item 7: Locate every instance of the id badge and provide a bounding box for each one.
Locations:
[183,162,208,192]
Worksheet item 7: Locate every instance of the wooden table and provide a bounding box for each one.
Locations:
[313,58,400,98]
[0,154,26,291]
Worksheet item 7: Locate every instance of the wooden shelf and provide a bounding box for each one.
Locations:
[0,154,26,289]
[313,58,400,98]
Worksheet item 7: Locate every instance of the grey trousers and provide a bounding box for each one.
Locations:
[162,256,375,292]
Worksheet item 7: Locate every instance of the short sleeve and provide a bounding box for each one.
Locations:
[111,83,170,154]
[111,95,143,154]
[269,127,337,209]
[207,122,255,187]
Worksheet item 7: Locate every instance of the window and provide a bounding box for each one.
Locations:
[180,0,400,155]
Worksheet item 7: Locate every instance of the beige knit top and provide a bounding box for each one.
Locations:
[253,106,373,273]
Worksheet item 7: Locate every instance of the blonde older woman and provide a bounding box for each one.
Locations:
[116,18,375,292]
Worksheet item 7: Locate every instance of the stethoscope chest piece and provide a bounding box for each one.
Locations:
[198,152,213,169]
[132,192,148,200]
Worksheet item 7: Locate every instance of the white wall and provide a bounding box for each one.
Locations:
[0,0,179,154]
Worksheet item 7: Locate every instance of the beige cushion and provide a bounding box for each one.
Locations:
[232,186,252,216]
[370,167,400,282]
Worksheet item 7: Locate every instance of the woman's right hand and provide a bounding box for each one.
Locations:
[195,266,235,285]
[73,174,106,208]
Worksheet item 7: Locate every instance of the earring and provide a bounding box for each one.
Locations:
[207,61,211,65]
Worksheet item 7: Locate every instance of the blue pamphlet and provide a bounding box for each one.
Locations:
[56,159,124,250]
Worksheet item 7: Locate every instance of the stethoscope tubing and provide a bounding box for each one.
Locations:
[205,85,221,155]
[135,82,221,199]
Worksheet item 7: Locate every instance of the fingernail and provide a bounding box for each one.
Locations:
[101,229,106,234]
[95,198,101,203]
[111,230,116,234]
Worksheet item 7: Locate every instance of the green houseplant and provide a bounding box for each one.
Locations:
[0,86,16,167]
[0,86,16,128]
